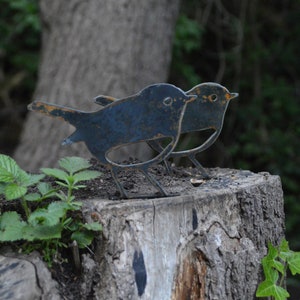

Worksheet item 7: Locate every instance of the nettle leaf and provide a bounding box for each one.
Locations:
[0,167,15,182]
[38,182,52,195]
[0,183,6,195]
[287,252,300,275]
[23,223,63,241]
[256,280,290,299]
[37,182,57,198]
[68,201,82,210]
[82,222,102,231]
[71,230,94,248]
[24,193,42,201]
[5,183,27,200]
[0,211,26,241]
[24,173,45,187]
[41,168,68,181]
[47,201,71,216]
[15,169,31,185]
[28,202,70,226]
[73,170,102,183]
[0,154,20,182]
[59,156,91,174]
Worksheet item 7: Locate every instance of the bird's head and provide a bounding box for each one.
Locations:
[143,83,197,111]
[187,82,238,109]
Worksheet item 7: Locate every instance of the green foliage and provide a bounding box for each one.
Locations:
[170,15,203,87]
[256,239,300,300]
[170,1,300,254]
[0,155,102,266]
[0,0,40,77]
[0,0,41,154]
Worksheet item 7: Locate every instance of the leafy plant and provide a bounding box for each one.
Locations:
[256,239,300,300]
[0,154,102,266]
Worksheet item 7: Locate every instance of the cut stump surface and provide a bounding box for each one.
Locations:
[82,168,285,300]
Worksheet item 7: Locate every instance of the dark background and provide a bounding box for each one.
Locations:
[1,0,299,296]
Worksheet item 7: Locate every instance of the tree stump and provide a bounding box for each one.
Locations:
[82,168,285,300]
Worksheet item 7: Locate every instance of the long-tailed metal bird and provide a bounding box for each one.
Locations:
[28,83,196,198]
[94,82,238,178]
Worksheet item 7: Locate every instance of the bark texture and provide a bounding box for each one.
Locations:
[82,169,285,299]
[14,0,180,171]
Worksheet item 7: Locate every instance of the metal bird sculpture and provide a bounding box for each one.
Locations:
[28,83,196,198]
[94,82,238,177]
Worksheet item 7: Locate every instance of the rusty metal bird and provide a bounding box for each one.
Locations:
[28,83,196,198]
[94,82,238,178]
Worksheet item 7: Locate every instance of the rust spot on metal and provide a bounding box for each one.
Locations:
[171,250,207,300]
[225,92,232,101]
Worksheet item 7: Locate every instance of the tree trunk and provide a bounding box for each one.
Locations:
[14,0,180,171]
[82,169,285,299]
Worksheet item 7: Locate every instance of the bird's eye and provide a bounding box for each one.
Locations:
[163,97,173,106]
[209,94,218,102]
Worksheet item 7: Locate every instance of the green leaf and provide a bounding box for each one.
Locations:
[68,201,82,210]
[41,168,68,181]
[256,280,290,299]
[58,156,91,174]
[5,183,27,200]
[0,154,21,182]
[55,181,69,188]
[28,201,70,226]
[15,169,31,185]
[37,182,57,198]
[0,183,6,195]
[24,192,41,201]
[261,260,279,283]
[72,184,86,190]
[71,230,94,248]
[47,201,71,216]
[28,208,49,225]
[82,222,102,232]
[279,239,291,261]
[23,223,63,241]
[0,211,26,241]
[0,167,15,182]
[287,252,300,275]
[37,182,52,195]
[24,173,45,186]
[262,242,285,275]
[73,170,102,183]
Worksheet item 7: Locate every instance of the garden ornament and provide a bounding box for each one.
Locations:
[95,82,238,178]
[28,83,196,198]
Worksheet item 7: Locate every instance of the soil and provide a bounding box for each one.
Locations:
[0,158,253,299]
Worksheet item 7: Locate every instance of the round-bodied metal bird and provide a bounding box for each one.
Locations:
[28,83,196,198]
[94,82,238,178]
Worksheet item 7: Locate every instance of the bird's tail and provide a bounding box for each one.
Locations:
[28,101,84,126]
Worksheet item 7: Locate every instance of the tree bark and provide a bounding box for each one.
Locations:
[82,169,285,299]
[14,0,180,171]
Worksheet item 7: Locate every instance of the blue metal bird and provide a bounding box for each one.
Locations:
[94,82,238,177]
[28,83,196,198]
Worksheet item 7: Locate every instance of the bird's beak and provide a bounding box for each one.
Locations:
[226,92,239,101]
[186,94,197,103]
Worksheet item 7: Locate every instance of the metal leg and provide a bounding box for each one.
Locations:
[163,159,173,176]
[110,166,129,198]
[188,154,210,179]
[140,168,168,197]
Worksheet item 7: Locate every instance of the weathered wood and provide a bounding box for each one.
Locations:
[82,169,285,299]
[0,252,60,300]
